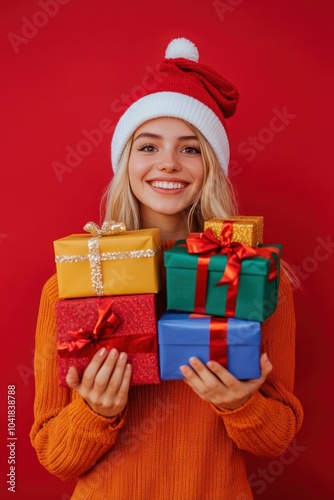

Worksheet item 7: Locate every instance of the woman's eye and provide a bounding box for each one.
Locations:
[182,146,201,154]
[139,144,156,152]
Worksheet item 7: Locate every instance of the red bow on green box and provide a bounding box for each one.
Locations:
[185,222,280,316]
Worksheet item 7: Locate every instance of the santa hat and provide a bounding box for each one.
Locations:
[111,37,239,174]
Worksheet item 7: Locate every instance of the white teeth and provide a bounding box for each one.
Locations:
[151,181,186,189]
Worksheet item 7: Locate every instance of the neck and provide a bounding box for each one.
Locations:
[140,207,189,241]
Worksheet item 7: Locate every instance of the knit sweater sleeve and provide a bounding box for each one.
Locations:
[214,269,304,457]
[29,275,127,481]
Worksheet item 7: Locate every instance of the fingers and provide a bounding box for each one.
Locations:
[259,352,273,380]
[79,348,131,395]
[66,366,80,389]
[181,357,236,388]
[94,349,127,393]
[179,354,273,410]
[206,359,239,387]
[208,353,273,386]
[101,351,131,398]
[80,347,110,390]
[180,357,230,407]
[106,362,132,412]
[180,357,223,392]
[66,347,132,418]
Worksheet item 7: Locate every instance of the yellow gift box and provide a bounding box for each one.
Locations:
[54,221,161,299]
[203,216,264,247]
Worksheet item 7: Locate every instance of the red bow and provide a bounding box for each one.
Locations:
[185,223,280,315]
[57,302,121,354]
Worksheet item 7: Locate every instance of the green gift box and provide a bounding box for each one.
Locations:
[164,239,281,322]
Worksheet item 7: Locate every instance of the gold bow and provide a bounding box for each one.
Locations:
[83,220,126,296]
[83,220,126,237]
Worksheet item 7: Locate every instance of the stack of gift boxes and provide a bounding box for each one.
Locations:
[54,221,162,387]
[158,216,281,380]
[53,216,281,388]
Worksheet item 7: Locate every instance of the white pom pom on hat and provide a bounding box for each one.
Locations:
[111,37,239,175]
[165,37,199,62]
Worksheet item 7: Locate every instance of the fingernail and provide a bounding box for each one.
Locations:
[263,353,268,362]
[119,352,127,361]
[99,347,107,356]
[109,348,118,358]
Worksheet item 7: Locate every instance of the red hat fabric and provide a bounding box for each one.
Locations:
[111,37,239,174]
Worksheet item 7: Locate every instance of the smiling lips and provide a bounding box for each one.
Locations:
[149,180,187,190]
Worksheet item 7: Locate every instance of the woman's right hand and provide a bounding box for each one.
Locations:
[66,347,132,418]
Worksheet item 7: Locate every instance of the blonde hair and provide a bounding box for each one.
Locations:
[100,123,239,232]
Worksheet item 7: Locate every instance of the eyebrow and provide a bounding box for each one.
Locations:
[133,132,198,142]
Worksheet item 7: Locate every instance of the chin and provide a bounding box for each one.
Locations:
[153,206,189,216]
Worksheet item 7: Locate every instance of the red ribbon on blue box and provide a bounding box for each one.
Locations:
[157,311,261,380]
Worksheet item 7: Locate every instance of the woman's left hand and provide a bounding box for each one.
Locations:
[179,352,272,410]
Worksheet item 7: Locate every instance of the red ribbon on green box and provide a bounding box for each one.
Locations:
[185,222,280,316]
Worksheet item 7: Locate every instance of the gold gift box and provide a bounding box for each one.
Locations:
[204,216,264,247]
[54,228,161,299]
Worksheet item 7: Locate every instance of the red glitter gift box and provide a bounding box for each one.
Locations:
[56,294,160,387]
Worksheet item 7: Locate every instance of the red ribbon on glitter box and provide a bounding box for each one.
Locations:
[56,294,160,387]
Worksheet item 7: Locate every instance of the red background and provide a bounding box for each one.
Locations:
[1,0,333,498]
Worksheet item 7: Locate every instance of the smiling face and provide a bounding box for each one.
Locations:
[128,117,204,225]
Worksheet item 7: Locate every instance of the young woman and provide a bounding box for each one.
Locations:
[30,38,303,499]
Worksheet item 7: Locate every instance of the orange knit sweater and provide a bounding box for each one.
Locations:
[30,241,303,500]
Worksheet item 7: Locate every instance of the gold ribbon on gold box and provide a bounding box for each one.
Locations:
[54,221,161,298]
[203,216,264,247]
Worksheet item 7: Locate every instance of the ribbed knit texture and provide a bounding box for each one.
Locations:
[30,241,303,500]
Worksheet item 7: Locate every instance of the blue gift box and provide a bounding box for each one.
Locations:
[158,312,261,380]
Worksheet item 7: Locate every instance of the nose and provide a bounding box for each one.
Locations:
[157,149,181,172]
